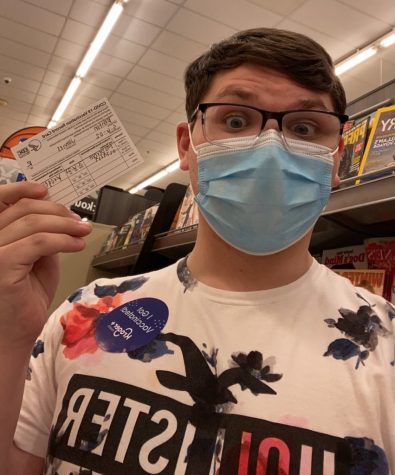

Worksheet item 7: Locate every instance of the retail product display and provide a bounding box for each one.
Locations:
[174,184,199,231]
[338,117,370,181]
[357,104,395,180]
[322,244,367,269]
[332,268,386,296]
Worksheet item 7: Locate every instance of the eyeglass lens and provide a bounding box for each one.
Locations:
[202,104,341,151]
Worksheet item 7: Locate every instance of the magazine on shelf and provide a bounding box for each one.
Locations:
[357,105,395,180]
[322,244,367,269]
[333,269,386,297]
[123,204,159,247]
[364,237,395,303]
[339,117,370,182]
[99,227,119,254]
[175,185,199,231]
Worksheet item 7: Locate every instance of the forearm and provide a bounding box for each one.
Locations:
[0,343,31,473]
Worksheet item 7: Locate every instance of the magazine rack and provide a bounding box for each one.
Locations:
[92,80,395,275]
[91,182,187,274]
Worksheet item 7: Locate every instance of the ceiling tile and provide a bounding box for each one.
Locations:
[24,0,73,16]
[138,49,188,80]
[0,17,57,53]
[1,0,66,35]
[277,18,349,62]
[121,121,150,139]
[340,0,395,24]
[185,0,282,29]
[85,69,123,90]
[113,105,161,129]
[27,112,50,126]
[164,110,187,125]
[136,137,177,155]
[37,83,63,102]
[245,0,307,16]
[102,37,146,63]
[0,37,50,68]
[111,92,172,120]
[0,55,45,82]
[0,106,28,124]
[127,65,184,97]
[0,83,36,104]
[117,79,183,110]
[151,30,206,62]
[155,121,177,137]
[116,16,161,46]
[42,70,71,90]
[338,74,374,103]
[289,0,388,50]
[54,39,85,63]
[61,19,95,46]
[124,0,179,27]
[77,83,112,101]
[94,52,133,77]
[34,94,58,111]
[0,69,40,94]
[70,0,107,27]
[167,8,236,45]
[144,130,176,147]
[47,56,78,77]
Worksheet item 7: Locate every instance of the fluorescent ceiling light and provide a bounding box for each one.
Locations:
[76,2,124,78]
[129,160,180,194]
[380,31,395,48]
[165,161,179,173]
[50,77,81,124]
[47,1,125,127]
[335,47,377,76]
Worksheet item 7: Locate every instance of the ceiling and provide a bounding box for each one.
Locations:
[0,0,395,192]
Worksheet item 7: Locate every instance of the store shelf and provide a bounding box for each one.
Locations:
[323,173,395,218]
[152,226,198,259]
[91,173,394,270]
[92,242,143,269]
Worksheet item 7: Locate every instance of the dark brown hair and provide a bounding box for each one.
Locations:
[184,28,346,121]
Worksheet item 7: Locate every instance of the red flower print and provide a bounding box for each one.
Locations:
[60,295,121,359]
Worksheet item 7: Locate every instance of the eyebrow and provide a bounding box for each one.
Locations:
[214,87,330,111]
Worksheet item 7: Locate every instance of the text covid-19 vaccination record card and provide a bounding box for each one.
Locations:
[12,98,144,207]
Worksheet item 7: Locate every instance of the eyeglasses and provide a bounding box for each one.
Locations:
[191,103,348,153]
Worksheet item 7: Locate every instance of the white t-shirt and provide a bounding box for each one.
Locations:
[15,258,395,474]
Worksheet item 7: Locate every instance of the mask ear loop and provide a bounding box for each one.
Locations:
[188,123,198,155]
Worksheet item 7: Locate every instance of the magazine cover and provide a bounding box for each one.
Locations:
[139,204,159,240]
[358,105,395,179]
[333,269,386,296]
[175,185,199,230]
[322,245,367,269]
[339,117,369,181]
[364,237,395,302]
[112,223,131,250]
[124,210,146,246]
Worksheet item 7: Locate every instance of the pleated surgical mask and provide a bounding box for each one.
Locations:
[193,130,334,255]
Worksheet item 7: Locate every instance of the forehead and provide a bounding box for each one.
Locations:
[203,64,334,112]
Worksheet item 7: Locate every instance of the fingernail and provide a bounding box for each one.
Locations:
[70,212,82,220]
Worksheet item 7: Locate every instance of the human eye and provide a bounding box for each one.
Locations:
[224,112,249,130]
[288,120,318,137]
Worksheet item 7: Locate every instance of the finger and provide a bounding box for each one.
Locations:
[0,197,77,229]
[0,214,92,247]
[0,182,48,212]
[0,233,87,274]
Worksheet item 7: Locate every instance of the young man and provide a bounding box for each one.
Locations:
[1,28,394,474]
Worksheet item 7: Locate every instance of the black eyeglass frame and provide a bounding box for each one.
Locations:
[190,102,349,136]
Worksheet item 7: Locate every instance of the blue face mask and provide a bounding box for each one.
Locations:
[193,130,335,255]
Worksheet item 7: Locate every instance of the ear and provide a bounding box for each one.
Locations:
[176,122,192,171]
[331,136,344,188]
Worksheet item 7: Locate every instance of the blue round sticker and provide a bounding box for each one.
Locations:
[95,298,168,353]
